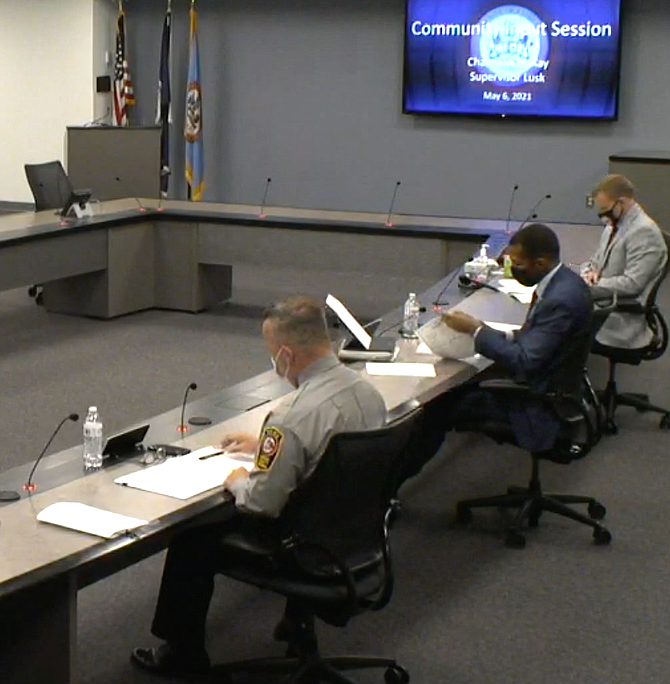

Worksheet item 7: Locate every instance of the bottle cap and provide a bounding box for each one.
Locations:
[88,406,97,412]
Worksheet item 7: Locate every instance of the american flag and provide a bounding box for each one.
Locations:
[113,8,135,126]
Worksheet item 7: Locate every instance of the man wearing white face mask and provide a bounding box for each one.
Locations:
[131,296,386,678]
[221,295,387,514]
[582,174,667,348]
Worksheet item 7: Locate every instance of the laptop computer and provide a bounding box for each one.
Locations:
[326,294,397,361]
[102,424,150,460]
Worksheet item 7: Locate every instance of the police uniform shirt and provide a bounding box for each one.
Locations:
[225,354,387,518]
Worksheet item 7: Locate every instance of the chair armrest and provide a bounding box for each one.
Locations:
[478,379,532,396]
[478,379,594,446]
[592,289,646,315]
[278,535,359,611]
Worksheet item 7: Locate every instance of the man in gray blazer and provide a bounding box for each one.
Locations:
[583,174,667,348]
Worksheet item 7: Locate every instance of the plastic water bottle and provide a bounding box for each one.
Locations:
[401,293,421,339]
[83,406,103,471]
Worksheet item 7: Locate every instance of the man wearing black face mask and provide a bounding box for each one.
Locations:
[400,224,593,482]
[582,174,667,348]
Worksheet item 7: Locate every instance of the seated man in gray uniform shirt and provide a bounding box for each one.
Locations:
[131,296,387,678]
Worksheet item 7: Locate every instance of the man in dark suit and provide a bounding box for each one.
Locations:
[408,223,593,477]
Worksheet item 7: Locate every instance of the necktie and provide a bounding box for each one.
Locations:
[525,291,538,321]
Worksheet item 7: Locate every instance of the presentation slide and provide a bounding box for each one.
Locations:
[403,0,623,119]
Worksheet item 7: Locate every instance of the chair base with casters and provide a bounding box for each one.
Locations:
[456,452,612,549]
[595,348,670,434]
[207,410,423,684]
[210,601,409,684]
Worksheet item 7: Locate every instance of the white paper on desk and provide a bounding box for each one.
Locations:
[497,279,536,303]
[417,317,475,360]
[365,362,436,378]
[37,502,148,539]
[114,446,254,500]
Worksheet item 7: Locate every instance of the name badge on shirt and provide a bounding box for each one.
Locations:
[256,426,283,471]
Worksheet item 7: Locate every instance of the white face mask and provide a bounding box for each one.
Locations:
[270,346,291,381]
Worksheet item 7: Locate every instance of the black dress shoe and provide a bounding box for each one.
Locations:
[130,643,210,678]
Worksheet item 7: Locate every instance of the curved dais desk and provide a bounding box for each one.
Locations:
[0,199,513,318]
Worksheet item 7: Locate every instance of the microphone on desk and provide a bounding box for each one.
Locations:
[458,274,527,304]
[432,268,462,308]
[385,181,402,227]
[177,382,213,433]
[458,274,503,294]
[83,107,111,127]
[178,382,198,433]
[374,306,428,337]
[505,183,520,236]
[132,197,148,213]
[157,185,167,213]
[17,413,80,497]
[259,177,272,218]
[518,193,552,231]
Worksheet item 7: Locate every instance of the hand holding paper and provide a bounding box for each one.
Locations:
[442,311,482,335]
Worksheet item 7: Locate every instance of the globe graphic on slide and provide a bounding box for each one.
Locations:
[471,5,549,82]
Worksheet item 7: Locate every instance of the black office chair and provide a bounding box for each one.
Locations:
[209,408,423,684]
[454,324,612,549]
[590,233,670,434]
[24,161,73,213]
[24,161,74,305]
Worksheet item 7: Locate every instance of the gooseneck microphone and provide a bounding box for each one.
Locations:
[385,181,402,227]
[132,197,148,213]
[458,274,528,304]
[432,268,463,308]
[178,382,198,433]
[20,413,80,495]
[374,306,428,337]
[458,274,503,294]
[505,183,520,235]
[259,177,272,218]
[518,193,552,231]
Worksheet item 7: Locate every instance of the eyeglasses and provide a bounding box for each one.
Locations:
[140,446,168,466]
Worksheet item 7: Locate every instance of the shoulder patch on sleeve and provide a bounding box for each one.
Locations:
[255,426,283,471]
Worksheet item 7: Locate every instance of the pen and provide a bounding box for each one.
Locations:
[198,450,225,461]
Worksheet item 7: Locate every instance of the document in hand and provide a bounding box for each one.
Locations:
[114,446,254,500]
[417,317,475,359]
[37,502,148,539]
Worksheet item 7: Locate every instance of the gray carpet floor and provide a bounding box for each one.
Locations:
[1,265,669,684]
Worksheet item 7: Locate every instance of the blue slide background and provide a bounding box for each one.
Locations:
[403,0,622,118]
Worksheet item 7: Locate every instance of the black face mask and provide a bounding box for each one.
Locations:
[597,201,621,224]
[511,266,542,287]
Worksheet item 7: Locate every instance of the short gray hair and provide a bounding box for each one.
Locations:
[262,296,330,347]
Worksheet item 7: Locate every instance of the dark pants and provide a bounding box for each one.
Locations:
[151,512,280,651]
[399,383,512,485]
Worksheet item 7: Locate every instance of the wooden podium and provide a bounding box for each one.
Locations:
[66,126,161,201]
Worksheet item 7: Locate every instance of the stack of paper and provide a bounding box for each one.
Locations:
[114,446,254,500]
[37,502,147,539]
[417,317,475,359]
[415,320,521,358]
